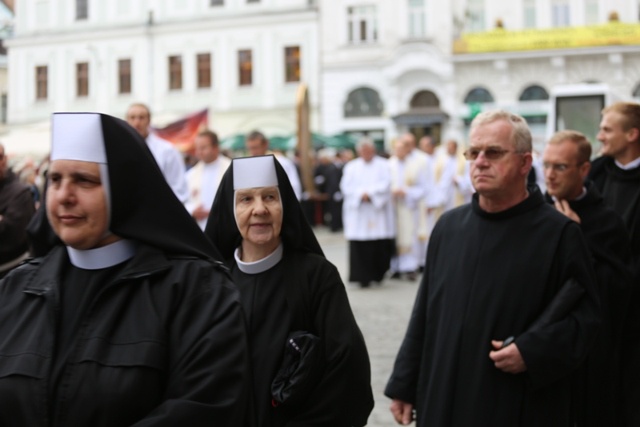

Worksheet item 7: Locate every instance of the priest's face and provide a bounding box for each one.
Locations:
[126,104,151,139]
[47,160,120,250]
[597,111,638,160]
[394,140,411,160]
[357,144,375,162]
[468,120,530,198]
[194,134,220,163]
[235,186,283,252]
[543,141,590,201]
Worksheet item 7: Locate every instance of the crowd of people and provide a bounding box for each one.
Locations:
[0,100,639,426]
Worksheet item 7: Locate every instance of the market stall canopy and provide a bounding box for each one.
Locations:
[285,132,357,151]
[221,132,357,153]
[220,133,247,151]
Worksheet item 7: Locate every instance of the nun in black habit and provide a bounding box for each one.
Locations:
[0,112,250,427]
[204,155,374,427]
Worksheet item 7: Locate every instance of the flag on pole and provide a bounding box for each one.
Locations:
[151,108,209,154]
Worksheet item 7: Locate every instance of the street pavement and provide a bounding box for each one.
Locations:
[314,226,420,427]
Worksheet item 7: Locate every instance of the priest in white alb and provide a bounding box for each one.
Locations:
[340,138,395,288]
[185,130,231,230]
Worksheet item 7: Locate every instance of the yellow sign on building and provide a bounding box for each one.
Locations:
[454,22,640,54]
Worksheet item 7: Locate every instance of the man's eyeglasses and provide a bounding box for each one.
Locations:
[542,162,582,173]
[463,147,517,161]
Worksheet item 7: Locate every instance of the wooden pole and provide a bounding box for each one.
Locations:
[296,83,315,194]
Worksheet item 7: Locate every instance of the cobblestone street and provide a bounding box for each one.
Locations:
[314,227,420,427]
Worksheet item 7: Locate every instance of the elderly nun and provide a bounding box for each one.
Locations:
[205,155,374,427]
[0,112,250,426]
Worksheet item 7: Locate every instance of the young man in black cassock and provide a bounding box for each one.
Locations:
[543,130,632,427]
[589,101,640,426]
[385,110,600,427]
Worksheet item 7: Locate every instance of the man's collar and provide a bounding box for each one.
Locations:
[615,155,640,170]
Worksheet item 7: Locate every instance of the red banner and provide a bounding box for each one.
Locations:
[151,108,209,153]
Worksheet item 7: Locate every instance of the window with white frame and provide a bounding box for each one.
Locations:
[466,0,485,33]
[585,0,598,24]
[519,85,549,101]
[197,53,212,89]
[118,59,132,94]
[36,66,48,100]
[523,0,536,29]
[168,56,183,91]
[284,46,301,83]
[347,5,378,44]
[408,0,426,38]
[552,0,570,27]
[76,0,88,20]
[238,50,253,86]
[76,62,89,97]
[344,87,384,117]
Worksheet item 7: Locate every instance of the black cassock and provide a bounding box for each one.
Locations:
[589,156,640,426]
[546,182,632,427]
[386,187,600,427]
[232,249,373,427]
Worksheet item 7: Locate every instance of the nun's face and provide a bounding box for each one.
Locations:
[235,186,283,250]
[46,160,120,250]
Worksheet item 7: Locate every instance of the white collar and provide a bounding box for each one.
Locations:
[615,156,640,170]
[235,242,283,274]
[551,186,587,202]
[67,239,137,270]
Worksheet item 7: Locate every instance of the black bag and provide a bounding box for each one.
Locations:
[271,331,324,407]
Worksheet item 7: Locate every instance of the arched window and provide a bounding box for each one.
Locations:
[519,85,549,101]
[410,90,440,108]
[344,87,384,117]
[464,87,494,104]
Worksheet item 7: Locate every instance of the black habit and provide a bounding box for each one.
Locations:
[0,113,249,426]
[589,156,640,426]
[546,182,632,426]
[385,186,600,427]
[205,156,374,427]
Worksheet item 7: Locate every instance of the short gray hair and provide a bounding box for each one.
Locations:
[356,137,375,151]
[470,110,532,153]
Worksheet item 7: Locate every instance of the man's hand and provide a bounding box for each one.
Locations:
[489,340,527,374]
[554,199,581,224]
[390,399,414,425]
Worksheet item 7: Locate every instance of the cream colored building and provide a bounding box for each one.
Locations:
[320,0,640,151]
[452,0,640,151]
[320,0,460,150]
[5,0,319,156]
[5,0,640,156]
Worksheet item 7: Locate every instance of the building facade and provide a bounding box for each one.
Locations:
[320,0,460,150]
[5,0,640,155]
[321,0,640,151]
[7,0,319,139]
[453,0,640,151]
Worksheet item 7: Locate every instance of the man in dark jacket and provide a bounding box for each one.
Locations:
[385,110,600,427]
[543,130,632,427]
[589,101,640,426]
[0,143,36,278]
